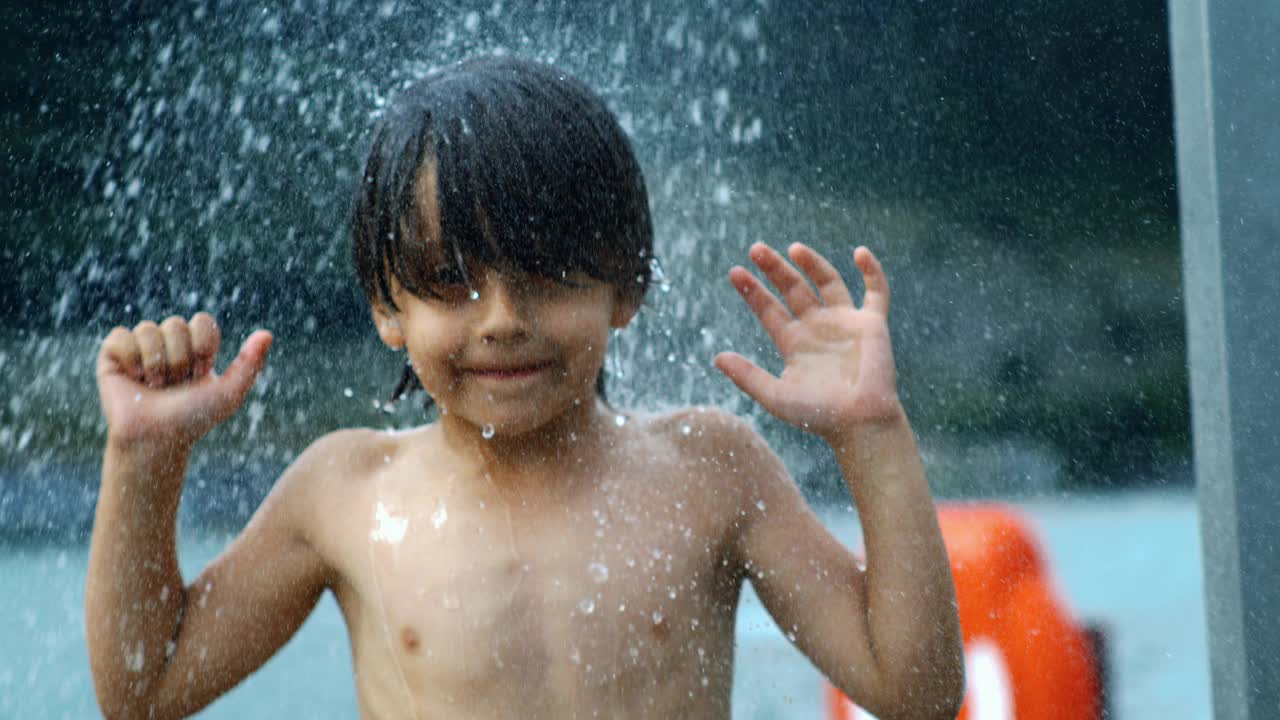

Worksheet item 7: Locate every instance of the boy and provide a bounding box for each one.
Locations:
[86,57,963,719]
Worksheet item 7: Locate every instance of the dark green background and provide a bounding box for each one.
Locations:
[1,0,1187,538]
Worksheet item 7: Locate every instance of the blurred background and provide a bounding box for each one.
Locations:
[1,0,1202,717]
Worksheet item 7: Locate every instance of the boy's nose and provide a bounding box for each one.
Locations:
[474,271,531,343]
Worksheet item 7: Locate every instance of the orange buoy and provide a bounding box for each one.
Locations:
[826,504,1104,720]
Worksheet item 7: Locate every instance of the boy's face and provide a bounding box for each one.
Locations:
[372,159,637,436]
[375,266,633,436]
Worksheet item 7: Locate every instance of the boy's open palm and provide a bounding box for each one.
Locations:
[97,312,272,448]
[715,243,900,441]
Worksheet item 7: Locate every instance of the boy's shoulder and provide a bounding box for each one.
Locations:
[293,426,405,471]
[638,405,783,473]
[275,425,425,496]
[262,425,433,534]
[643,404,751,438]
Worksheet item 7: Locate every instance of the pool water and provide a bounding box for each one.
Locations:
[1,492,1208,718]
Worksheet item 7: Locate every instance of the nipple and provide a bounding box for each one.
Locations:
[401,626,422,654]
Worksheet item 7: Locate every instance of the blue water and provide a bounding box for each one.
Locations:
[1,492,1208,718]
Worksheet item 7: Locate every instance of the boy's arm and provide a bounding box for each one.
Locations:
[85,314,330,719]
[714,244,964,720]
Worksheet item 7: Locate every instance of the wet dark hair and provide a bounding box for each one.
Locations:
[352,56,654,405]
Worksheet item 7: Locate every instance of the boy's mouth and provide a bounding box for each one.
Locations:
[464,362,554,381]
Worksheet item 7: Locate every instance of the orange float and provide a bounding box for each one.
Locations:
[826,504,1105,720]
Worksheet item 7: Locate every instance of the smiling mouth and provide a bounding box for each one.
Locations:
[465,362,554,380]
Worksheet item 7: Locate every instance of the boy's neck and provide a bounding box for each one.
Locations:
[436,397,624,487]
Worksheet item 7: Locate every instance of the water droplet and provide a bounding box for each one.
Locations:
[652,610,664,625]
[679,423,692,435]
[667,587,678,600]
[124,641,145,672]
[569,647,582,664]
[701,675,709,687]
[370,501,409,543]
[343,387,354,398]
[431,502,448,529]
[588,561,610,583]
[481,424,495,439]
[614,414,627,427]
[469,289,480,301]
[577,598,596,614]
[755,500,767,512]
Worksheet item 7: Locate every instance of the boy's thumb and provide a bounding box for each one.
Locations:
[214,330,273,412]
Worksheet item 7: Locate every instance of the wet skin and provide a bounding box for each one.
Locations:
[86,240,963,719]
[315,407,764,719]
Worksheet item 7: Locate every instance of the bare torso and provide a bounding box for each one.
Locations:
[308,410,750,719]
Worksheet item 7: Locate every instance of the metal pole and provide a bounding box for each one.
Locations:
[1170,1,1280,717]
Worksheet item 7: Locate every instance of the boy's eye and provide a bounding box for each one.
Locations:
[543,271,593,290]
[526,273,587,294]
[426,268,474,302]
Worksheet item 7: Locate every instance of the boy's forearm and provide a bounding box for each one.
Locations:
[830,410,964,713]
[85,439,191,716]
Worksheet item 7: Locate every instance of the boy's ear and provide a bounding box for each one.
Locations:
[610,294,641,329]
[371,304,406,349]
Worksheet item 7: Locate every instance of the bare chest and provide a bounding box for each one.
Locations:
[324,473,743,713]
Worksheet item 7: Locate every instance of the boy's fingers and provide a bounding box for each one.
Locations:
[855,246,890,316]
[160,316,194,384]
[211,330,273,414]
[134,321,167,387]
[713,352,777,409]
[789,243,854,307]
[99,326,143,382]
[729,266,792,346]
[750,242,820,317]
[189,312,221,379]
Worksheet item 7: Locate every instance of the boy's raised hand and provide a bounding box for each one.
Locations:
[715,243,900,442]
[97,312,272,450]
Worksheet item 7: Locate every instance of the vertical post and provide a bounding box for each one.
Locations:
[1169,0,1280,717]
